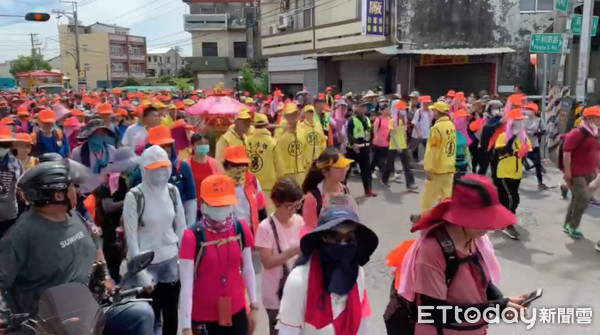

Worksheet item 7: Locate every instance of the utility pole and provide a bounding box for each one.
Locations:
[55,1,81,88]
[576,0,594,102]
[30,33,41,70]
[30,33,36,56]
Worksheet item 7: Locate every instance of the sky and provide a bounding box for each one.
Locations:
[0,0,192,63]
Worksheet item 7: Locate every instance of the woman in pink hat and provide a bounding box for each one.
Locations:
[390,174,530,335]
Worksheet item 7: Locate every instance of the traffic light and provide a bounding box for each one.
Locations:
[24,12,50,22]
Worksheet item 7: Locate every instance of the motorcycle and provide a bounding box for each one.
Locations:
[0,251,154,335]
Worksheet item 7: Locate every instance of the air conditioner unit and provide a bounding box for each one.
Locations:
[269,25,277,35]
[277,14,288,30]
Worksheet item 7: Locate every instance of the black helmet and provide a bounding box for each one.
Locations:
[39,152,64,163]
[18,160,72,207]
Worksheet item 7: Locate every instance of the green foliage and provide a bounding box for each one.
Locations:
[118,77,140,87]
[9,54,51,77]
[153,75,192,91]
[238,63,269,96]
[178,66,192,78]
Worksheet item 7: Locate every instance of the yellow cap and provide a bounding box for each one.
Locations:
[152,102,167,109]
[303,104,315,113]
[428,101,450,113]
[244,97,254,104]
[236,107,251,120]
[168,103,177,110]
[282,102,298,115]
[254,113,268,124]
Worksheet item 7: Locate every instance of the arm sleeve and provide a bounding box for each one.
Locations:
[60,135,70,158]
[423,129,441,172]
[347,119,355,145]
[178,259,194,330]
[101,198,124,214]
[215,137,226,163]
[563,129,580,152]
[0,235,24,291]
[123,191,140,259]
[301,193,319,232]
[174,189,186,241]
[276,266,307,333]
[183,199,197,229]
[242,248,258,304]
[181,162,197,201]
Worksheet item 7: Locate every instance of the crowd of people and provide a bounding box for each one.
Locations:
[0,84,597,335]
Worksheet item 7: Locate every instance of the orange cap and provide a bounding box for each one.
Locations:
[454,92,465,102]
[38,109,56,123]
[418,95,432,103]
[147,125,174,146]
[526,102,539,114]
[14,132,33,144]
[115,108,128,117]
[469,119,484,132]
[326,86,332,92]
[0,125,13,142]
[224,145,250,164]
[583,105,600,118]
[97,103,113,115]
[145,160,171,170]
[63,116,82,128]
[395,100,407,110]
[1,116,14,125]
[174,101,185,110]
[453,109,468,119]
[17,106,29,117]
[71,109,84,117]
[135,105,145,116]
[507,108,525,120]
[508,94,526,107]
[171,119,187,129]
[200,175,237,207]
[446,90,456,97]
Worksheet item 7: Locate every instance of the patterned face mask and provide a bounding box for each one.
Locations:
[225,167,246,186]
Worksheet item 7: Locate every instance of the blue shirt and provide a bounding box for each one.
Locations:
[36,129,70,158]
[456,132,468,167]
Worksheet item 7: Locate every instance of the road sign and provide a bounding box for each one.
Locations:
[529,33,567,53]
[78,83,87,91]
[555,0,569,13]
[571,15,599,36]
[78,70,87,84]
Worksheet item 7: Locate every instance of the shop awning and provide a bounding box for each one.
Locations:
[304,46,515,59]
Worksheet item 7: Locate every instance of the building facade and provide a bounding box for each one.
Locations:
[147,48,186,77]
[183,0,256,89]
[260,0,555,97]
[59,22,148,90]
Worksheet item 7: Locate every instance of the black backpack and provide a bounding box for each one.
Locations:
[383,227,483,335]
[558,127,589,171]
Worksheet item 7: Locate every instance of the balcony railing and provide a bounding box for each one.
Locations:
[111,71,127,78]
[131,72,146,79]
[184,13,246,31]
[129,54,146,61]
[110,53,127,60]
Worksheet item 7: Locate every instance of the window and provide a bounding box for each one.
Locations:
[110,45,123,54]
[233,41,247,58]
[520,0,553,12]
[148,69,156,77]
[111,62,124,71]
[167,69,171,75]
[159,56,162,63]
[84,63,90,71]
[202,42,218,57]
[148,56,152,62]
[167,56,171,63]
[131,64,142,72]
[129,46,140,54]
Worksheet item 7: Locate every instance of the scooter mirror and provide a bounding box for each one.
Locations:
[127,251,155,275]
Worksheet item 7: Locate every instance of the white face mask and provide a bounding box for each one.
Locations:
[491,108,500,116]
[147,168,170,188]
[511,120,523,133]
[0,148,9,157]
[202,203,233,221]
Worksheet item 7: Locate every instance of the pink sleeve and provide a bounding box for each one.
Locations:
[412,237,447,300]
[179,229,196,260]
[254,221,274,250]
[256,190,266,210]
[361,290,371,318]
[301,193,319,232]
[239,219,255,248]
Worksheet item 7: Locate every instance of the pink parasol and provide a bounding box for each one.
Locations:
[185,95,244,116]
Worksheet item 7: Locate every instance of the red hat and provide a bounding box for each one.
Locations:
[412,174,515,232]
[326,86,332,92]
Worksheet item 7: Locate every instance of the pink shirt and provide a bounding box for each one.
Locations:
[179,222,254,322]
[373,116,391,148]
[254,214,303,309]
[300,183,347,237]
[413,236,490,335]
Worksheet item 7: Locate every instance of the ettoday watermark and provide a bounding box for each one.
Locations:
[417,306,593,329]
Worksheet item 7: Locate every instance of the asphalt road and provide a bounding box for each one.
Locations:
[252,166,600,335]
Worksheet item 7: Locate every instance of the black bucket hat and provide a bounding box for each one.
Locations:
[77,118,115,140]
[300,207,378,266]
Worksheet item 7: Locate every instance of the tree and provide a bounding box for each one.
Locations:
[238,63,269,96]
[117,77,140,87]
[9,54,51,77]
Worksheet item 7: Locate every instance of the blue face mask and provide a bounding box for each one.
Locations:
[87,135,105,152]
[195,144,210,155]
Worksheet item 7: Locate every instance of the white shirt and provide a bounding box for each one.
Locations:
[122,123,147,147]
[277,259,369,335]
[232,180,262,224]
[411,109,433,139]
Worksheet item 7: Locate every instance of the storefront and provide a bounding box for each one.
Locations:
[414,54,498,98]
[268,55,318,94]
